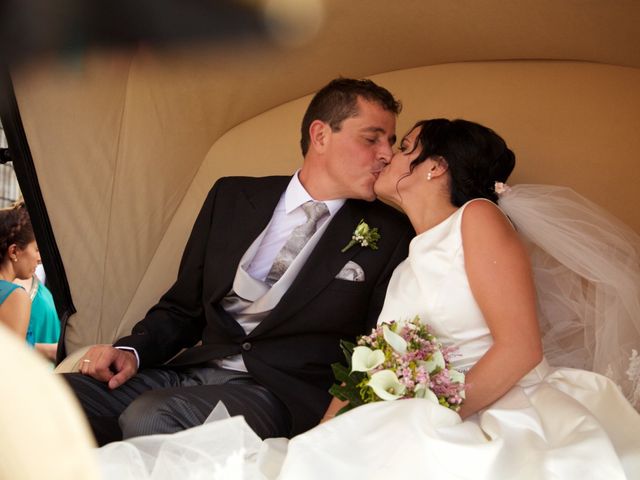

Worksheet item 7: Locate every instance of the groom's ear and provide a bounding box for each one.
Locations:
[308,120,330,153]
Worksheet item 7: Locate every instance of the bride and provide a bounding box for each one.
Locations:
[99,119,640,479]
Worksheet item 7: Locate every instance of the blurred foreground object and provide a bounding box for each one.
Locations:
[0,323,98,479]
[0,0,265,65]
[0,0,326,65]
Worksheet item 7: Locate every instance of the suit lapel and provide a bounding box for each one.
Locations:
[209,176,289,301]
[249,200,365,336]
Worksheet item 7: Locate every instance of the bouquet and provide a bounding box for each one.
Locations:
[330,316,465,415]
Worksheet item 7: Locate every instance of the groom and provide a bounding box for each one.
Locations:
[65,78,413,445]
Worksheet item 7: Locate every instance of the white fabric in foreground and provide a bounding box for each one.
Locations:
[0,324,99,480]
[498,184,640,408]
[98,403,288,480]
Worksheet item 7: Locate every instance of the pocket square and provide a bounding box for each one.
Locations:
[335,261,365,282]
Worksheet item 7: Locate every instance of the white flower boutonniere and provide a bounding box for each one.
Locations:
[341,219,380,253]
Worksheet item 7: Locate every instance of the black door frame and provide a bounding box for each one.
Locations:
[0,67,75,363]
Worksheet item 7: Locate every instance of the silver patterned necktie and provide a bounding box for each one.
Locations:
[265,200,329,286]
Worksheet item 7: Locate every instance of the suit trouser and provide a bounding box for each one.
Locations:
[63,366,291,446]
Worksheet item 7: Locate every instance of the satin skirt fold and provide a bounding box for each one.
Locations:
[278,367,640,480]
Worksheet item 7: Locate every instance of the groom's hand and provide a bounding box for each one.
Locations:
[79,344,138,389]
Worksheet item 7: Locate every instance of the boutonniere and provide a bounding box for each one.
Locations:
[341,219,380,253]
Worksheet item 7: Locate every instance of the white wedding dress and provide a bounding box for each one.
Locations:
[98,195,640,479]
[277,200,640,479]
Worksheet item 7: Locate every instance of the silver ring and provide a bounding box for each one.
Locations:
[82,359,91,363]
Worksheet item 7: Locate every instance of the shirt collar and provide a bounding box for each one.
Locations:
[284,171,345,216]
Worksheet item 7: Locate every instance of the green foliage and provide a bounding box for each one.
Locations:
[329,340,368,412]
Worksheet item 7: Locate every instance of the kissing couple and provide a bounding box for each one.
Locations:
[66,78,640,479]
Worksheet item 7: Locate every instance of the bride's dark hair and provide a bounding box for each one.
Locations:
[408,118,515,206]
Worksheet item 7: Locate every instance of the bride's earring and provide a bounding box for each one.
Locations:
[427,164,438,181]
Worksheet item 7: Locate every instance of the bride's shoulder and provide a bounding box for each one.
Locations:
[460,198,504,220]
[460,199,516,244]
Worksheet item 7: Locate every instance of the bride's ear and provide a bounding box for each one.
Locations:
[427,156,448,179]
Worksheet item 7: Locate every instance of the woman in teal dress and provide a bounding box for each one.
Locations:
[0,202,41,343]
[15,273,61,360]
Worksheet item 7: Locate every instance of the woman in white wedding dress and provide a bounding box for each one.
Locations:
[277,119,640,479]
[99,119,640,479]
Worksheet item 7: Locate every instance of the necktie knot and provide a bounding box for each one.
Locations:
[301,200,329,224]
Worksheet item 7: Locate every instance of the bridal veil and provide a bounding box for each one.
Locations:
[498,184,640,409]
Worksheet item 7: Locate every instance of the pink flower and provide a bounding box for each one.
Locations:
[494,182,511,195]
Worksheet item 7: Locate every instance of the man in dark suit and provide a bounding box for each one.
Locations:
[65,78,414,445]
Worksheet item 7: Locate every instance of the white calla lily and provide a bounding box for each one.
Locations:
[414,384,439,404]
[367,370,406,400]
[382,324,407,355]
[449,369,465,384]
[424,350,445,373]
[351,346,385,372]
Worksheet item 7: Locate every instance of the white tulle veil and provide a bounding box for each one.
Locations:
[497,184,640,409]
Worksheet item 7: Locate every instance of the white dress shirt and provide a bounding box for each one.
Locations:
[246,171,344,281]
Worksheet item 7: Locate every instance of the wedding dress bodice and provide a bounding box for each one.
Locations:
[378,203,494,372]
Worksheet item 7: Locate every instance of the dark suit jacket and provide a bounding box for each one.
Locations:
[115,176,413,435]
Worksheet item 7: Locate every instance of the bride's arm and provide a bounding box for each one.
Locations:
[457,200,543,419]
[320,397,348,423]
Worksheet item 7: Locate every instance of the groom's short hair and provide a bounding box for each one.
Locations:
[300,78,401,156]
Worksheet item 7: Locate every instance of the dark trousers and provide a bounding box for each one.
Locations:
[63,366,291,446]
